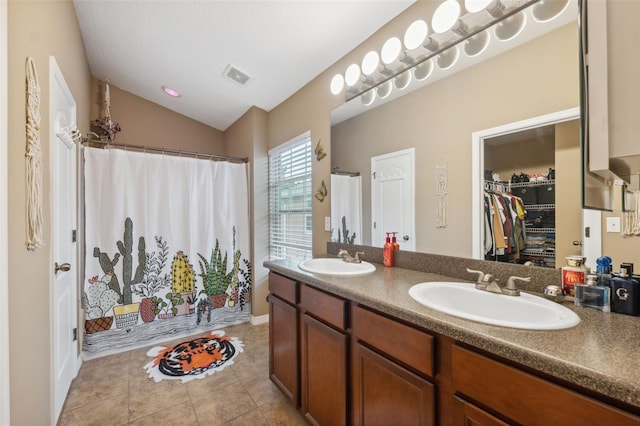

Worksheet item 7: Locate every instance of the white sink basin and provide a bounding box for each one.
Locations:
[408,281,580,330]
[298,258,376,277]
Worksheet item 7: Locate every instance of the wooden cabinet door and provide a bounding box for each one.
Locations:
[352,342,435,426]
[269,294,299,406]
[452,397,510,426]
[300,313,348,426]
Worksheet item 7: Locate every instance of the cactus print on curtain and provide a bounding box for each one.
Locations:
[83,148,251,353]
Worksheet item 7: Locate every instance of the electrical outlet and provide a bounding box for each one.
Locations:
[324,216,331,232]
[606,216,621,233]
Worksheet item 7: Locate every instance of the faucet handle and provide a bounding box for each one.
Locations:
[466,268,485,283]
[504,276,531,296]
[337,249,349,258]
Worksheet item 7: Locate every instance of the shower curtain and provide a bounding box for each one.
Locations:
[82,147,251,353]
[331,174,362,245]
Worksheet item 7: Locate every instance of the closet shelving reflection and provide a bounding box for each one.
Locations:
[484,178,556,268]
[518,179,555,266]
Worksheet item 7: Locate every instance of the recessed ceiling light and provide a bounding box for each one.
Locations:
[162,86,180,97]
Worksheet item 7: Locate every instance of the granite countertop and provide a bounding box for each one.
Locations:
[265,258,640,411]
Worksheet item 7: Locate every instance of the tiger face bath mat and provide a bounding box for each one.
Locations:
[144,330,243,383]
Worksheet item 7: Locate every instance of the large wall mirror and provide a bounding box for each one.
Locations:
[331,0,586,266]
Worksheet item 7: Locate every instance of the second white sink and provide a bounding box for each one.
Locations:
[298,258,376,276]
[408,281,580,330]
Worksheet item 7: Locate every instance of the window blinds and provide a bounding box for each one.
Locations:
[268,133,312,260]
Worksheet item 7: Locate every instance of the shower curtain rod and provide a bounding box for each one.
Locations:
[82,138,248,163]
[331,168,360,177]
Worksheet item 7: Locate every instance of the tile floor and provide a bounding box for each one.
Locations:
[59,321,306,425]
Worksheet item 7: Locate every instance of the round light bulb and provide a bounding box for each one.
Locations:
[377,80,393,99]
[394,70,412,90]
[436,45,459,70]
[361,90,376,106]
[413,59,434,81]
[464,0,492,13]
[381,37,402,65]
[495,11,526,41]
[432,0,461,34]
[330,74,345,95]
[361,51,380,76]
[532,0,570,23]
[464,30,490,57]
[345,63,361,87]
[404,20,428,50]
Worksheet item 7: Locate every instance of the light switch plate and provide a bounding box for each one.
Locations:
[606,216,621,233]
[324,216,331,232]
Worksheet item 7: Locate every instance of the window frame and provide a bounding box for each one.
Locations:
[268,131,313,260]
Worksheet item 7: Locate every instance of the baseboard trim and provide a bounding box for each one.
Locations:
[250,314,269,325]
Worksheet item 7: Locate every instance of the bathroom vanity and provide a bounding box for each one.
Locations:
[265,257,640,425]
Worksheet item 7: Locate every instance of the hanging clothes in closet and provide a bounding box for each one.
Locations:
[483,185,527,263]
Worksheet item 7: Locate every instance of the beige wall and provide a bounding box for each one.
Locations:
[485,137,555,180]
[332,24,579,257]
[268,2,447,257]
[225,107,270,316]
[7,1,91,424]
[90,78,225,153]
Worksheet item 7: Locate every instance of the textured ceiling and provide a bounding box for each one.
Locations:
[73,0,416,131]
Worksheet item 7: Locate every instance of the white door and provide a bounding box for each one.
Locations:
[371,148,415,250]
[50,57,79,423]
[582,208,602,272]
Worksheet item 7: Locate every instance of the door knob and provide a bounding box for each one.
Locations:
[55,262,71,273]
[403,235,410,241]
[572,240,583,246]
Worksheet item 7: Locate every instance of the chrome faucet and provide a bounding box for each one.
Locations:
[543,285,571,303]
[337,249,364,264]
[466,268,530,296]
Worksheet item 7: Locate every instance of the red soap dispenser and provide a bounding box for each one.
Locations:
[391,232,400,251]
[383,233,394,267]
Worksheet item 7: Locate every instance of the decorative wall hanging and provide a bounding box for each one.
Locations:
[91,81,121,142]
[435,157,448,228]
[315,180,327,202]
[315,138,327,161]
[143,330,243,383]
[25,57,44,250]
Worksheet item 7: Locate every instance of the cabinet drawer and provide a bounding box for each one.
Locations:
[300,285,347,330]
[352,305,434,377]
[452,397,509,426]
[452,345,640,425]
[269,272,298,305]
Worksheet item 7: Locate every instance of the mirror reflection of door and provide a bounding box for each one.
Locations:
[482,118,583,268]
[371,148,415,251]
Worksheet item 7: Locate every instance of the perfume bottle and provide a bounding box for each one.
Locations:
[574,274,610,312]
[596,256,613,288]
[611,265,640,316]
[562,256,588,297]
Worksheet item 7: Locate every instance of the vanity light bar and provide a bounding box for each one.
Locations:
[331,0,543,101]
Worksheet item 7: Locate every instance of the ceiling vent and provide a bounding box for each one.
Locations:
[223,64,251,86]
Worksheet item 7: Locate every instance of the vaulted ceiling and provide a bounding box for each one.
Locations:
[73,0,415,131]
